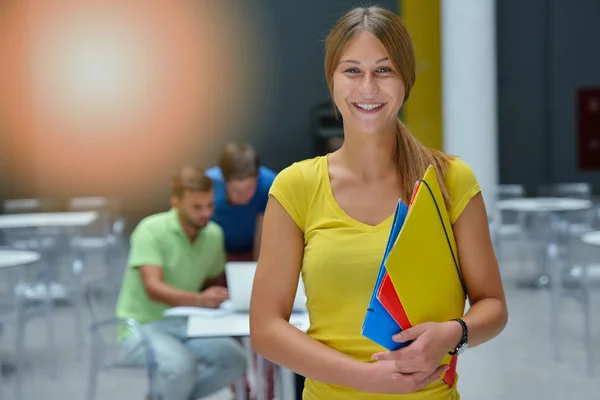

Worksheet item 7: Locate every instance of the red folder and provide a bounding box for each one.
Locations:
[377,273,411,330]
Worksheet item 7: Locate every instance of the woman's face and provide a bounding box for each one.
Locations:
[332,30,405,135]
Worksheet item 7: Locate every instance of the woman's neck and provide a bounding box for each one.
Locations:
[336,124,397,180]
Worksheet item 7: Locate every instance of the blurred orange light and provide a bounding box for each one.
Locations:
[0,0,263,199]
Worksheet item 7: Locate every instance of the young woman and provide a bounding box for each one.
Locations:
[250,6,507,400]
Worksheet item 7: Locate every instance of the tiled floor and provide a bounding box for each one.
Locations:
[1,241,600,400]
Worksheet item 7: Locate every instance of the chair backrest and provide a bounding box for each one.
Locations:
[538,182,592,199]
[68,197,121,238]
[3,198,63,214]
[497,184,525,200]
[84,275,123,352]
[539,183,595,231]
[84,274,158,387]
[68,197,111,210]
[494,184,526,228]
[85,275,121,324]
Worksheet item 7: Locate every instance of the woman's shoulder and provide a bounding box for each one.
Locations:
[273,156,326,187]
[444,156,478,186]
[269,156,326,231]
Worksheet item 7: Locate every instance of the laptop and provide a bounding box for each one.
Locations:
[224,261,307,312]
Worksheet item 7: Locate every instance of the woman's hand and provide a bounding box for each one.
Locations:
[355,359,449,394]
[371,321,462,381]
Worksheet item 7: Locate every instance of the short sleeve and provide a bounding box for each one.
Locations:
[445,158,482,224]
[127,222,165,269]
[204,166,222,181]
[208,225,226,278]
[268,163,308,231]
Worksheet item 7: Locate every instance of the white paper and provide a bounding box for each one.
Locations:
[163,302,234,318]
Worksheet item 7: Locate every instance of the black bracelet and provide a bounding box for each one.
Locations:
[449,318,468,356]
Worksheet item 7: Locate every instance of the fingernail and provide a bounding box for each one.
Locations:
[371,355,378,361]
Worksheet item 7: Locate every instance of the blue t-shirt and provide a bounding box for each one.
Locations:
[205,165,277,253]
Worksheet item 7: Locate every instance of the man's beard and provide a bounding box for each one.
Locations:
[179,210,206,230]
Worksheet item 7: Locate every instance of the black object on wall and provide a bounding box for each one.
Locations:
[312,102,344,156]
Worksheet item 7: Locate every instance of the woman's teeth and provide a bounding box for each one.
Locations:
[355,103,383,111]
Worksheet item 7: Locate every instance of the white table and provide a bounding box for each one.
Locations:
[497,197,593,288]
[581,230,600,247]
[187,312,310,338]
[0,249,45,298]
[0,212,98,229]
[497,197,592,213]
[187,312,310,400]
[0,249,41,268]
[0,211,98,283]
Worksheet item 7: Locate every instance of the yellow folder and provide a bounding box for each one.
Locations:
[385,165,466,327]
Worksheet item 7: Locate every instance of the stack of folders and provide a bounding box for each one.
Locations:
[361,165,467,387]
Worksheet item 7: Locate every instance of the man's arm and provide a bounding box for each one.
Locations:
[128,224,203,307]
[200,226,229,290]
[253,214,264,261]
[140,265,202,307]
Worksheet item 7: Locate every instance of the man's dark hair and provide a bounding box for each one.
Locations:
[219,142,260,182]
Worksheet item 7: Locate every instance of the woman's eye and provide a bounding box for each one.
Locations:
[345,68,360,74]
[377,67,392,73]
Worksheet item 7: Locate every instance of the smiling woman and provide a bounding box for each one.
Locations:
[0,0,266,200]
[249,6,507,400]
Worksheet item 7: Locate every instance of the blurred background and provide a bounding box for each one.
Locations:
[0,0,599,399]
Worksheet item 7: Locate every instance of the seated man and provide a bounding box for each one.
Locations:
[205,142,276,261]
[116,166,246,400]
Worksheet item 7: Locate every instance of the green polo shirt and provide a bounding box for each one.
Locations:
[115,208,225,326]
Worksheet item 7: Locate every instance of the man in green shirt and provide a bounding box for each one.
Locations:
[116,166,246,400]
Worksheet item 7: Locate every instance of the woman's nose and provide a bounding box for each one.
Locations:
[358,74,379,96]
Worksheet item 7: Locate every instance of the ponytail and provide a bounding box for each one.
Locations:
[394,119,453,210]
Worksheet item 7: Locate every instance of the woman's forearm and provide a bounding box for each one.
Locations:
[462,297,508,348]
[251,318,367,389]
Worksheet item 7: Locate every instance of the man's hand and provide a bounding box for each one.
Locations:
[199,286,229,308]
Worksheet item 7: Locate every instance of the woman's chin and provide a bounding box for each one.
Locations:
[349,119,396,136]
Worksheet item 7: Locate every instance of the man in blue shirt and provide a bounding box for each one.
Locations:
[205,141,276,261]
[206,142,278,399]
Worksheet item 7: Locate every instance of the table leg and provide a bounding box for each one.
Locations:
[277,366,296,400]
[256,354,266,400]
[274,366,281,400]
[240,337,253,400]
[514,212,552,289]
[72,257,85,361]
[234,379,246,400]
[547,212,562,362]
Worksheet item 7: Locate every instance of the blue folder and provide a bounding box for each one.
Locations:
[361,200,409,350]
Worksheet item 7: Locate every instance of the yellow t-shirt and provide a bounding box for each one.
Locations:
[269,155,481,400]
